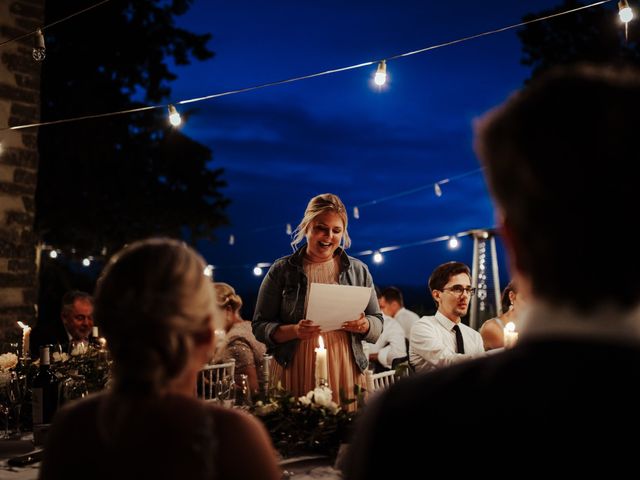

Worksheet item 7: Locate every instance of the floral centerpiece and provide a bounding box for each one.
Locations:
[251,384,360,458]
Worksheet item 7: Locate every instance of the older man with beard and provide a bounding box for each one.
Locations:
[409,261,484,372]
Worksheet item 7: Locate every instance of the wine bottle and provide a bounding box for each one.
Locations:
[31,346,60,426]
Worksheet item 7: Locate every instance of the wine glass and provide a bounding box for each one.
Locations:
[235,374,252,408]
[215,375,235,408]
[60,374,89,406]
[7,372,26,438]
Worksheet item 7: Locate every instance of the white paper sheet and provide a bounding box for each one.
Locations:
[306,283,372,332]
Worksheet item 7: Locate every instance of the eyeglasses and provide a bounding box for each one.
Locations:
[442,285,476,296]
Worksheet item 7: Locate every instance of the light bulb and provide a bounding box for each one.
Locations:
[168,104,181,126]
[49,250,58,259]
[204,265,214,277]
[448,236,459,250]
[353,206,360,219]
[434,183,442,197]
[253,266,263,276]
[373,251,383,263]
[32,29,46,62]
[82,258,91,267]
[228,234,235,246]
[286,223,292,235]
[619,0,634,22]
[374,60,387,86]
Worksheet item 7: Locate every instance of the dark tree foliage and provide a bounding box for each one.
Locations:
[35,0,229,257]
[518,0,640,80]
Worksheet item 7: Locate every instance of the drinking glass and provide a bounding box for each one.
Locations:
[235,374,252,408]
[60,374,89,406]
[7,372,26,437]
[215,375,235,408]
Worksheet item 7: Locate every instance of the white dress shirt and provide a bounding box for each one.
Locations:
[365,315,407,369]
[409,311,485,372]
[394,307,420,340]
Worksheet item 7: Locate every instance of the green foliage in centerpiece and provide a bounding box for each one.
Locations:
[251,384,360,458]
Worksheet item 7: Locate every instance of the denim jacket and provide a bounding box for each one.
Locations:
[252,246,383,372]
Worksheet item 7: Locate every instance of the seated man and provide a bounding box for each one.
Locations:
[365,288,407,372]
[409,261,484,372]
[378,286,420,340]
[31,290,94,355]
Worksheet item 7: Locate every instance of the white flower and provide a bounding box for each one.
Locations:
[70,342,88,356]
[298,395,312,406]
[311,386,333,408]
[326,401,340,415]
[254,401,280,416]
[0,352,18,370]
[52,352,69,363]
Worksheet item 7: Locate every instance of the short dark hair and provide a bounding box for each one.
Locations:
[500,281,517,313]
[428,262,471,294]
[476,64,640,310]
[381,286,404,307]
[61,290,93,312]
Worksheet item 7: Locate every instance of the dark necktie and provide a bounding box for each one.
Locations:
[452,324,465,354]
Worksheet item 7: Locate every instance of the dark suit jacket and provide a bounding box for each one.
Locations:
[29,323,70,358]
[345,337,640,478]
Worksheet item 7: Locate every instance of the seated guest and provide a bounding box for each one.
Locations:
[479,280,525,350]
[378,286,420,340]
[346,64,640,478]
[214,282,266,395]
[409,261,484,372]
[41,238,281,480]
[365,288,407,373]
[31,290,94,356]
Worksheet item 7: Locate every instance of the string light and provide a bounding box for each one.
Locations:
[373,251,384,263]
[448,236,460,250]
[49,250,58,259]
[253,266,263,276]
[618,0,634,41]
[204,264,214,277]
[353,207,360,220]
[82,257,91,267]
[228,234,235,246]
[1,1,613,133]
[32,29,46,62]
[168,104,181,126]
[286,223,292,235]
[434,183,442,197]
[373,60,387,87]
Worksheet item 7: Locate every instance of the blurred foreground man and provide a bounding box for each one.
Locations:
[346,64,640,478]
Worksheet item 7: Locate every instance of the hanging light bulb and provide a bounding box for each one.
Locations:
[203,264,214,278]
[448,236,460,250]
[373,251,383,264]
[49,250,58,259]
[353,206,360,219]
[286,223,292,235]
[619,0,634,23]
[82,257,91,267]
[373,60,387,87]
[228,234,235,246]
[434,183,442,197]
[168,104,182,126]
[32,29,46,62]
[253,266,263,276]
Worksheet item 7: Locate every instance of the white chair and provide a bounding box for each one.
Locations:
[196,360,236,401]
[366,369,396,393]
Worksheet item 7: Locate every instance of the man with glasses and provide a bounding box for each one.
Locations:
[408,261,484,372]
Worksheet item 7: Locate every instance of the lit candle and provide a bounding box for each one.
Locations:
[503,321,519,349]
[17,321,31,359]
[365,369,375,393]
[314,335,328,385]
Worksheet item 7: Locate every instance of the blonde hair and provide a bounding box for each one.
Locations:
[95,238,221,395]
[291,193,351,250]
[213,282,243,312]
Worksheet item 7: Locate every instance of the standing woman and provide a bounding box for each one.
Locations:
[253,193,383,406]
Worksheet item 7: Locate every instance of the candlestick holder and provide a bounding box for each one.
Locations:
[317,377,328,389]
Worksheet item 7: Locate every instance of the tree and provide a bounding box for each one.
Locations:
[518,0,640,80]
[35,0,229,257]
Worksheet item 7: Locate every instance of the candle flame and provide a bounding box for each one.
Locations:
[505,321,516,332]
[318,335,325,350]
[17,321,29,330]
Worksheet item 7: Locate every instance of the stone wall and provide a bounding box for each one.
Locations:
[0,0,44,342]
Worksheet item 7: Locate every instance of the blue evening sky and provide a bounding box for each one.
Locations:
[168,0,576,309]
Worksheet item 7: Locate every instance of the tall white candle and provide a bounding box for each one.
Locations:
[503,321,519,349]
[18,321,31,358]
[315,335,328,384]
[365,369,375,393]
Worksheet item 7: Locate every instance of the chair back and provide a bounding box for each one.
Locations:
[371,369,396,391]
[196,360,236,401]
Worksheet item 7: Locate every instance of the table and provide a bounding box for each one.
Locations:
[0,439,40,480]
